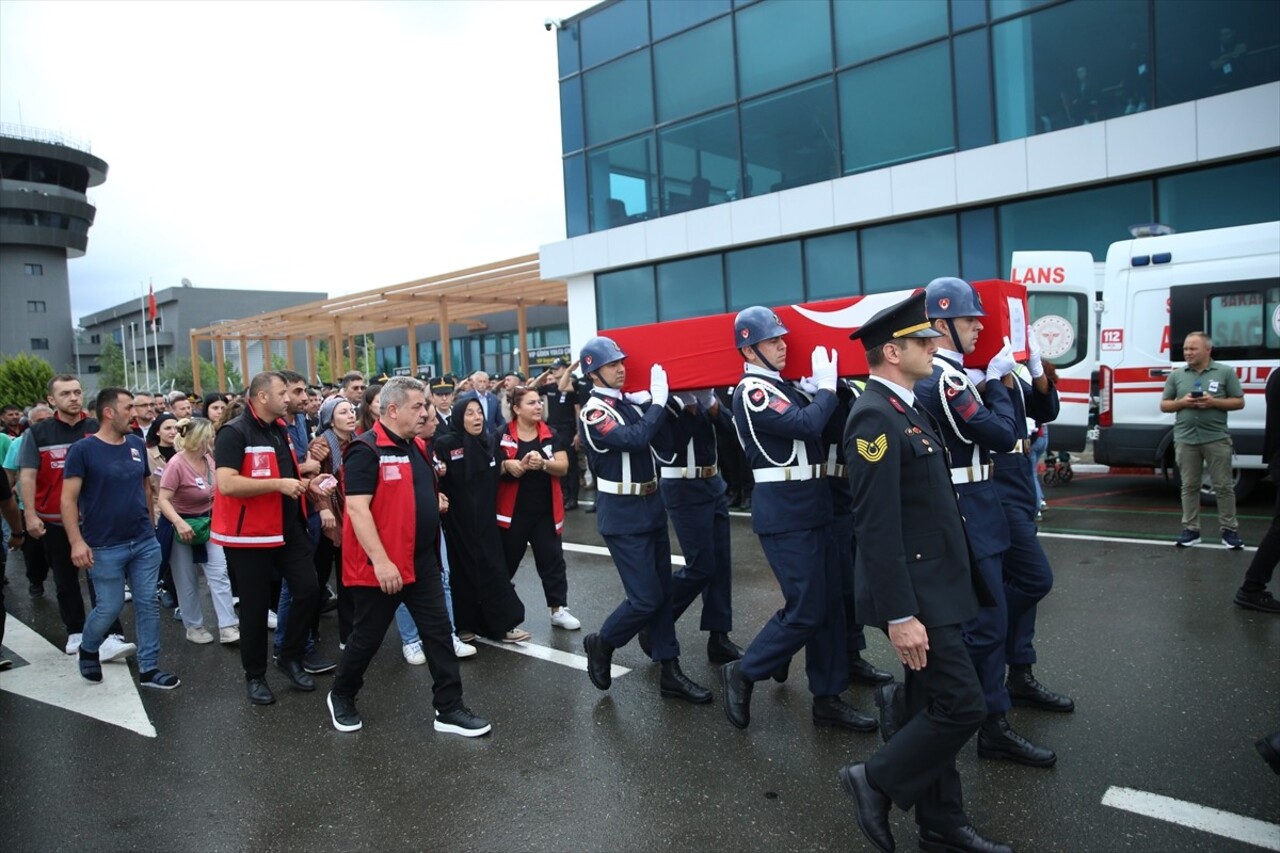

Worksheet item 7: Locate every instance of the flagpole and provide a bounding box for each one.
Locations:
[149,280,161,390]
[140,285,151,391]
[120,323,129,388]
[129,322,138,390]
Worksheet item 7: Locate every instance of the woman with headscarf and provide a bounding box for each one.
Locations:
[433,391,529,643]
[314,396,357,646]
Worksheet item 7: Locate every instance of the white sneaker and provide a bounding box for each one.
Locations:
[123,584,132,602]
[99,634,137,663]
[402,640,426,665]
[267,610,278,630]
[550,607,581,630]
[65,632,82,655]
[219,626,240,644]
[453,634,477,658]
[186,626,215,644]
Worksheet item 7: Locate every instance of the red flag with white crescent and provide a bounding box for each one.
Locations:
[148,285,158,330]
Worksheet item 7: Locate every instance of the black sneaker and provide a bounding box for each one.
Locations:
[1234,588,1280,614]
[139,669,181,690]
[1221,529,1245,550]
[28,583,43,598]
[327,691,363,732]
[434,706,492,737]
[1175,528,1200,547]
[302,649,337,674]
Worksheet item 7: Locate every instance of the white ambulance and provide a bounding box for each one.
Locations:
[1017,222,1278,500]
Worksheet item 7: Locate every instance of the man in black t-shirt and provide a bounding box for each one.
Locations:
[535,358,581,510]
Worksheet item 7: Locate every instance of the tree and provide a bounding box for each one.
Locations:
[315,341,333,385]
[271,354,288,371]
[158,354,241,394]
[0,352,56,408]
[96,338,128,389]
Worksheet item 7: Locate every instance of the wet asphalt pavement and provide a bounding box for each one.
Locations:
[2,471,1278,853]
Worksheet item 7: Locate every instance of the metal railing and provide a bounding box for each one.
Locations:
[0,122,93,154]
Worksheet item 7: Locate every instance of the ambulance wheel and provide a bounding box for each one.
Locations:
[1200,469,1259,506]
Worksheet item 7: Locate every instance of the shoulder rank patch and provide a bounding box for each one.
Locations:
[585,408,607,424]
[856,434,888,463]
[945,385,980,421]
[767,396,790,414]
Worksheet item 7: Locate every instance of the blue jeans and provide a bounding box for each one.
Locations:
[83,536,162,673]
[396,529,456,645]
[1030,429,1049,508]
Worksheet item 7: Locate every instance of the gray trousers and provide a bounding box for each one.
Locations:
[1175,438,1237,531]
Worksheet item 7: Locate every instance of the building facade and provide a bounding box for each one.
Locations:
[78,286,326,391]
[0,127,109,371]
[539,0,1280,346]
[373,306,570,379]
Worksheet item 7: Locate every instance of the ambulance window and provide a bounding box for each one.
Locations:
[1205,292,1265,348]
[1027,292,1086,369]
[1170,279,1280,361]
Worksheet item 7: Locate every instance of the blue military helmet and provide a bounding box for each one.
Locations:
[733,305,789,349]
[925,276,986,319]
[579,335,626,374]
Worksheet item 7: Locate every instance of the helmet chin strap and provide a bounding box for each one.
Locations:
[749,344,780,373]
[944,319,964,363]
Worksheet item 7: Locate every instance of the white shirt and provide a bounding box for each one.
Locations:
[868,375,916,408]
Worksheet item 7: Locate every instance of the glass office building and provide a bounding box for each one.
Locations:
[539,0,1280,335]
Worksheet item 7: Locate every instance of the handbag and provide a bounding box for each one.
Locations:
[187,516,212,546]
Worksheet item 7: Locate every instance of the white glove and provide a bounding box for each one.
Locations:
[811,347,838,392]
[624,391,652,406]
[984,337,1017,383]
[797,376,819,395]
[965,368,987,386]
[649,363,669,408]
[1027,326,1045,378]
[698,388,718,411]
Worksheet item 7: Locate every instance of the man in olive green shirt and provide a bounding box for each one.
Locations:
[1160,331,1245,548]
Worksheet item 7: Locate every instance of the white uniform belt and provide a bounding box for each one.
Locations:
[825,461,847,478]
[950,463,992,484]
[660,465,718,480]
[753,464,825,483]
[596,477,658,496]
[1006,439,1029,454]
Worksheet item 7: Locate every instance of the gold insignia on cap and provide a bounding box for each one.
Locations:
[856,434,888,463]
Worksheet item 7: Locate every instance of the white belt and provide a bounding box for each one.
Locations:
[660,465,718,480]
[596,477,658,496]
[1006,439,1029,455]
[950,463,992,484]
[825,461,847,478]
[753,464,825,483]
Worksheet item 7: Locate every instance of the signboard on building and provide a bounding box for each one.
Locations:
[528,345,572,368]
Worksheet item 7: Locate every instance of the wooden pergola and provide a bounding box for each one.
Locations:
[188,254,566,395]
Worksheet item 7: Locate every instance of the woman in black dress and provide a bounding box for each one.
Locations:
[433,392,528,643]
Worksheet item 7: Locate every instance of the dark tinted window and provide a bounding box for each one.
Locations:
[834,0,948,66]
[862,214,959,293]
[953,28,994,150]
[659,108,740,215]
[651,0,730,40]
[741,78,839,197]
[654,18,735,123]
[589,135,658,231]
[597,266,657,329]
[959,207,999,281]
[580,0,650,68]
[1157,157,1280,233]
[557,24,580,77]
[584,50,654,146]
[839,42,954,173]
[998,181,1154,275]
[561,77,584,154]
[564,154,589,238]
[657,255,725,320]
[805,230,861,299]
[726,241,803,310]
[1154,0,1280,106]
[736,0,832,98]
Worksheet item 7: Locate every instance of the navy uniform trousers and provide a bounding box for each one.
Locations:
[662,479,733,633]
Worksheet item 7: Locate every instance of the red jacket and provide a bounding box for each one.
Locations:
[210,403,306,549]
[495,421,564,535]
[342,421,431,586]
[24,412,95,524]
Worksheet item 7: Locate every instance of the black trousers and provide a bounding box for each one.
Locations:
[1242,461,1280,593]
[865,623,986,831]
[42,523,121,637]
[332,572,462,713]
[317,536,354,645]
[557,437,580,503]
[21,515,49,585]
[226,521,317,679]
[500,509,569,608]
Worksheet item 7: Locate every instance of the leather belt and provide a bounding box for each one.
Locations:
[660,465,718,480]
[950,463,992,484]
[753,464,825,483]
[596,477,658,496]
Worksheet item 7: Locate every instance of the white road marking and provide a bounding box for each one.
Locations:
[473,636,632,679]
[562,542,687,566]
[0,620,156,738]
[1039,531,1258,552]
[1102,786,1280,851]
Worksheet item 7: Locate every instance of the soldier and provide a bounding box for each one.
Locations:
[720,307,872,732]
[577,336,712,704]
[837,289,1008,853]
[913,277,1059,768]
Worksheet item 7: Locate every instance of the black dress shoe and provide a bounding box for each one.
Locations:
[874,682,904,743]
[584,503,597,514]
[1007,665,1074,713]
[660,659,713,704]
[721,661,753,729]
[246,677,276,705]
[707,631,742,664]
[637,628,653,659]
[813,695,878,732]
[837,763,894,853]
[771,658,790,683]
[848,655,894,685]
[919,824,1013,853]
[978,713,1056,767]
[1257,730,1280,775]
[583,633,613,690]
[563,500,578,511]
[274,658,316,692]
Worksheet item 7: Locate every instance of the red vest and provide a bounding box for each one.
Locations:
[495,421,564,535]
[27,412,95,524]
[210,403,305,549]
[342,421,429,586]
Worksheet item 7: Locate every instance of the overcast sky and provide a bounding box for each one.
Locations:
[1,0,594,322]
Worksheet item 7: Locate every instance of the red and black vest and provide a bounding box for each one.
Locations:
[26,412,95,524]
[495,420,564,535]
[210,403,306,549]
[342,420,430,586]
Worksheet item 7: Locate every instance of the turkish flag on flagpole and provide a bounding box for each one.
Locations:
[148,284,157,331]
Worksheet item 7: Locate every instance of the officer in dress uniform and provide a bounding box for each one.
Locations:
[837,290,1010,853]
[644,389,743,664]
[577,336,712,704]
[429,379,455,433]
[720,307,873,732]
[913,277,1058,768]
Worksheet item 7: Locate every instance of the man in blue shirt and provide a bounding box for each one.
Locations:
[62,387,178,689]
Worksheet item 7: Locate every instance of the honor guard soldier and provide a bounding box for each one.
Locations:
[643,389,743,664]
[838,290,1009,853]
[577,336,712,704]
[721,307,870,732]
[914,277,1058,768]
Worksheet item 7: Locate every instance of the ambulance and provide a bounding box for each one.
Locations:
[1016,222,1279,501]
